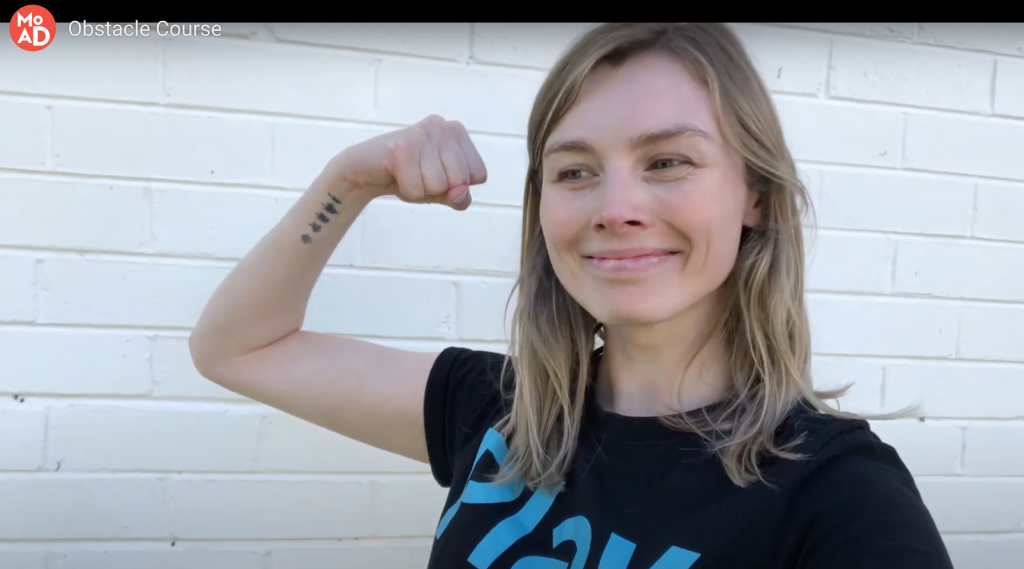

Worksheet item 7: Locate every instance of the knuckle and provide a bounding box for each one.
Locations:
[423,114,446,130]
[410,123,430,142]
[386,139,406,156]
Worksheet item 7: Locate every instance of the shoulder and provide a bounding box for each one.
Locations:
[777,403,913,485]
[424,346,512,488]
[774,403,923,508]
[770,404,953,568]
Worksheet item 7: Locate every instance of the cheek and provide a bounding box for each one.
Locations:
[667,177,748,262]
[539,189,583,256]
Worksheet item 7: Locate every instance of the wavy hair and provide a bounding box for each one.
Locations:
[495,23,906,492]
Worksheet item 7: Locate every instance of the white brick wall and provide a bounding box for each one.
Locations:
[1,22,1022,568]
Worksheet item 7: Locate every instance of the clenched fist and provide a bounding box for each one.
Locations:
[330,115,488,210]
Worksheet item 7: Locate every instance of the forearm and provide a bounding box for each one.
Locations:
[189,159,373,372]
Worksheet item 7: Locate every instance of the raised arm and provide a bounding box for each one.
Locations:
[188,116,487,462]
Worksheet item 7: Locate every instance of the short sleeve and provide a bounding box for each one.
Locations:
[423,346,509,488]
[779,428,954,569]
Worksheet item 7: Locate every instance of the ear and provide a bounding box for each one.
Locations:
[742,187,762,228]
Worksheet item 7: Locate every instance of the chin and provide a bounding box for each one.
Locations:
[584,289,695,328]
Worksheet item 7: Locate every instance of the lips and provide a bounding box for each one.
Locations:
[582,248,680,260]
[581,248,681,273]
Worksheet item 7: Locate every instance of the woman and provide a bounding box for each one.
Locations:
[190,23,953,568]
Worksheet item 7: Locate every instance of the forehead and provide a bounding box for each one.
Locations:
[545,51,722,151]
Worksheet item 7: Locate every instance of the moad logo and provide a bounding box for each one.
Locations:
[10,5,55,51]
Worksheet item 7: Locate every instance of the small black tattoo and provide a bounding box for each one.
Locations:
[323,202,338,214]
[327,192,342,204]
[316,212,330,223]
[301,234,312,244]
[309,222,322,232]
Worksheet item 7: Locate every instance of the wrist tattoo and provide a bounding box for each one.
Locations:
[301,191,344,244]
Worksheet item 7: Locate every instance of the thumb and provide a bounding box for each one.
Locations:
[446,185,472,211]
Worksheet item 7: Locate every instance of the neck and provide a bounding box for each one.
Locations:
[595,292,729,417]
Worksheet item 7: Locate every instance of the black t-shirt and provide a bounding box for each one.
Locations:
[423,347,953,569]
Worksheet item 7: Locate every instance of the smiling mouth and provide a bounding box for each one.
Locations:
[581,249,681,272]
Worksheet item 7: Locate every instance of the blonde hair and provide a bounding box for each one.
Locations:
[495,23,903,493]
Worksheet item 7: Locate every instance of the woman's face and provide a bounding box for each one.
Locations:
[539,51,760,328]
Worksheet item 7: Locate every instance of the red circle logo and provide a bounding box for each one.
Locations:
[10,5,55,51]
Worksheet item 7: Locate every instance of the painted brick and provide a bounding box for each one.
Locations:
[963,425,1024,475]
[256,411,429,473]
[0,408,46,470]
[471,23,594,68]
[975,182,1024,242]
[50,550,262,569]
[807,296,959,358]
[994,57,1024,118]
[269,543,431,569]
[814,170,974,236]
[37,259,230,328]
[945,535,1024,569]
[0,100,48,170]
[868,420,962,475]
[163,39,376,120]
[0,329,151,395]
[829,39,992,112]
[152,187,287,258]
[959,305,1024,362]
[0,178,149,252]
[360,200,522,273]
[303,271,455,339]
[0,552,45,569]
[37,257,456,337]
[152,336,247,400]
[774,98,904,167]
[376,59,545,135]
[783,23,917,40]
[272,23,471,60]
[894,239,1024,301]
[2,21,1023,567]
[805,231,894,294]
[455,278,517,342]
[151,187,360,266]
[52,106,272,184]
[797,167,824,224]
[0,255,35,322]
[810,356,884,414]
[883,361,1024,418]
[917,23,1024,57]
[0,477,168,539]
[731,24,830,95]
[271,121,388,190]
[0,31,160,103]
[169,477,447,539]
[469,134,529,207]
[904,112,1024,182]
[917,478,1024,533]
[216,23,265,37]
[49,406,261,472]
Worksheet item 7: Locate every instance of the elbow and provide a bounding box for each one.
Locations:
[188,329,227,382]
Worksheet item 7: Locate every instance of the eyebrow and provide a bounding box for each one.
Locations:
[542,124,716,158]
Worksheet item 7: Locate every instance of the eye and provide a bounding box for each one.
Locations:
[555,168,592,182]
[649,157,690,170]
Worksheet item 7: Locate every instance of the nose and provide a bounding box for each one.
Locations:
[591,169,652,233]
